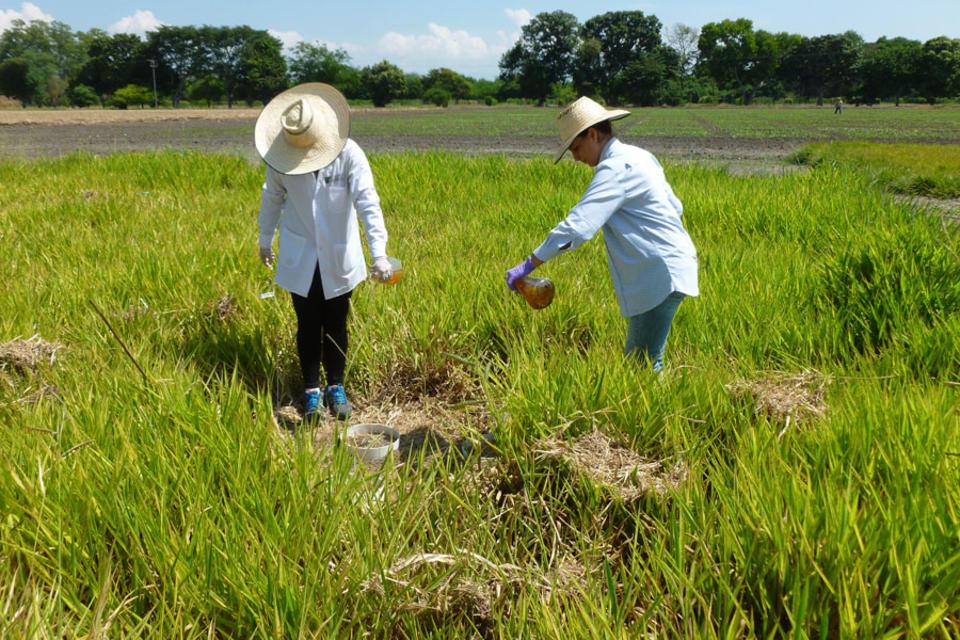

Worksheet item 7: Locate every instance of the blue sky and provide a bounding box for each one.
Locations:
[2,1,958,78]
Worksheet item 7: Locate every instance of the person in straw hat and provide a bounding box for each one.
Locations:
[505,97,698,372]
[256,83,393,421]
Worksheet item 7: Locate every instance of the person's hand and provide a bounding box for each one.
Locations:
[505,256,536,291]
[371,256,393,282]
[259,246,274,268]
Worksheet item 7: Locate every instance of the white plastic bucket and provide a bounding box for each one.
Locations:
[344,423,400,465]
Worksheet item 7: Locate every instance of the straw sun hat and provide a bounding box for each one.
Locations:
[255,83,350,175]
[554,97,630,163]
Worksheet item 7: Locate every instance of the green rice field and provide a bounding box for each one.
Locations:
[0,148,958,637]
[350,104,960,141]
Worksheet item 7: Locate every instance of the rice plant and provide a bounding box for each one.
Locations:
[0,150,958,637]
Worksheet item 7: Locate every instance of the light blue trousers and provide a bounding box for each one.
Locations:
[624,292,685,372]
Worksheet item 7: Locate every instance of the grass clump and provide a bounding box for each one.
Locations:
[816,222,960,372]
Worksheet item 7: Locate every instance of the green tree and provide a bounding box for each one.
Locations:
[187,75,225,106]
[423,68,471,101]
[402,72,423,99]
[0,57,34,106]
[697,18,758,103]
[76,31,145,101]
[919,37,960,103]
[360,60,405,107]
[771,32,804,99]
[422,87,450,107]
[146,26,203,107]
[288,41,353,87]
[0,19,84,105]
[237,31,287,104]
[201,26,257,108]
[784,32,863,103]
[468,78,502,101]
[67,83,99,107]
[859,37,922,105]
[572,36,602,97]
[111,83,153,109]
[498,11,579,104]
[581,10,662,102]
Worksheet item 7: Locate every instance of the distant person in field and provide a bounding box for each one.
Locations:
[255,83,393,421]
[834,99,844,114]
[505,97,699,372]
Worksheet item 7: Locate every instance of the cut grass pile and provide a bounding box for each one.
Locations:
[792,140,960,198]
[0,150,958,637]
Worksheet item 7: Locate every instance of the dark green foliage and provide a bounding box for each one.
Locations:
[422,87,450,107]
[67,83,98,107]
[111,83,152,109]
[423,68,471,101]
[0,57,33,106]
[288,41,352,86]
[498,11,579,104]
[360,60,405,107]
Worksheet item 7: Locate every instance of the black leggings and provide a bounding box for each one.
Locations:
[290,266,352,389]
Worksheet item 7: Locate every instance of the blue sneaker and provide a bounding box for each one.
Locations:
[303,389,321,421]
[323,384,352,421]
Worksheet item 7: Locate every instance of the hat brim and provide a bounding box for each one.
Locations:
[255,83,350,175]
[554,110,630,163]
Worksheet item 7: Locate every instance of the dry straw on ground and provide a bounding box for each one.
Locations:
[727,369,828,428]
[359,550,583,627]
[0,336,62,374]
[535,429,687,501]
[209,293,237,322]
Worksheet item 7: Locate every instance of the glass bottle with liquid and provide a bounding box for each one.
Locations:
[374,256,404,285]
[516,276,555,309]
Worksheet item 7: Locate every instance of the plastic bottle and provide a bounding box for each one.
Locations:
[516,276,555,309]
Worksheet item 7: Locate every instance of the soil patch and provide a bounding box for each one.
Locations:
[273,395,492,463]
[0,114,807,171]
[897,195,960,222]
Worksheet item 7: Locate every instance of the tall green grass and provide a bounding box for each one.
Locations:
[0,151,958,637]
[791,141,960,198]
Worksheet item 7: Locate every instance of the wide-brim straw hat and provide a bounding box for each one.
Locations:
[255,83,350,175]
[554,97,630,163]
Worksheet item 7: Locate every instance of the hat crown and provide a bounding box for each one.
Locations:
[281,99,315,146]
[557,97,609,143]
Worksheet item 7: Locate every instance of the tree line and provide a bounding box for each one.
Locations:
[502,11,960,106]
[0,12,957,109]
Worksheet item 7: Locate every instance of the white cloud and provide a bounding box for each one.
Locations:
[0,2,53,32]
[108,10,163,36]
[268,28,303,51]
[505,8,532,28]
[379,22,490,60]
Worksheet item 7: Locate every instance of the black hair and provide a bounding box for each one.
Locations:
[576,119,613,138]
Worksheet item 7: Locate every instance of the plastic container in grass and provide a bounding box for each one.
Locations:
[344,423,400,465]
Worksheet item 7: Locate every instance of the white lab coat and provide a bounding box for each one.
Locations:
[257,139,388,298]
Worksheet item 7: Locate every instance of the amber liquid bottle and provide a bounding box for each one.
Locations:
[516,276,555,309]
[377,257,403,285]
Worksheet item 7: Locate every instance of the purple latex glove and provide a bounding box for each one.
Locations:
[505,256,536,291]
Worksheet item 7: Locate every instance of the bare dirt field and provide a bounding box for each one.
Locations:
[0,107,802,173]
